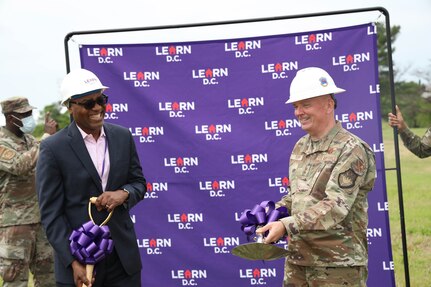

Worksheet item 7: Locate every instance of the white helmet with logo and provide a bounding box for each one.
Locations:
[60,68,109,106]
[285,67,345,104]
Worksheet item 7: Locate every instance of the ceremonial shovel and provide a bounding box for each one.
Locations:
[233,201,290,261]
[232,232,290,261]
[69,197,114,287]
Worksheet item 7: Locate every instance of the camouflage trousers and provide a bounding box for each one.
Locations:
[0,224,55,287]
[283,261,368,287]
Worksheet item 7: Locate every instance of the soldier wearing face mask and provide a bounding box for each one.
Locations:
[0,97,57,286]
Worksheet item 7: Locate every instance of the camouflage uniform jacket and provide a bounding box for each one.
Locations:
[277,121,376,267]
[0,126,41,227]
[399,127,431,158]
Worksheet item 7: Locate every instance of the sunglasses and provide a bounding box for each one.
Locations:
[69,94,109,110]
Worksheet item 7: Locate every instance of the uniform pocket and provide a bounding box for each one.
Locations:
[0,242,25,281]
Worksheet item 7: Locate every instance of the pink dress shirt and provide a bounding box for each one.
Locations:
[76,124,110,191]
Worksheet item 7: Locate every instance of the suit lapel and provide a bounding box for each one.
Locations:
[68,123,103,192]
[104,124,116,191]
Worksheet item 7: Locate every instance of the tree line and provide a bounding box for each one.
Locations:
[377,23,431,128]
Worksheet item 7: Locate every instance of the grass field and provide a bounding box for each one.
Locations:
[1,121,430,287]
[383,123,431,287]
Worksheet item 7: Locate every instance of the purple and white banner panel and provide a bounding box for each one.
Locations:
[79,23,395,286]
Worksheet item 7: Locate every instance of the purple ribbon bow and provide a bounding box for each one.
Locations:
[69,221,114,264]
[239,200,289,240]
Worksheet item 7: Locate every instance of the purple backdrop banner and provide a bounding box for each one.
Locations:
[79,23,395,286]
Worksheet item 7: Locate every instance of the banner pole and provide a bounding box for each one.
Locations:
[381,7,411,287]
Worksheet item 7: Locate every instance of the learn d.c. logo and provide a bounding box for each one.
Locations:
[192,67,229,85]
[86,47,123,64]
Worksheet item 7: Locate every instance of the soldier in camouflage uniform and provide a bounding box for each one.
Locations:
[388,105,431,158]
[257,67,376,287]
[0,97,57,287]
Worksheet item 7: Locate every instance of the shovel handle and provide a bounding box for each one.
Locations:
[255,233,264,243]
[82,264,94,287]
[89,197,113,226]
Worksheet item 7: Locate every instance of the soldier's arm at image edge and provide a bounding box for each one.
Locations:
[400,127,431,158]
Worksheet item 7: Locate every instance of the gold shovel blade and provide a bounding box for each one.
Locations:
[232,243,289,261]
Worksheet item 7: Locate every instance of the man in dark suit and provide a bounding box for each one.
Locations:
[36,69,146,287]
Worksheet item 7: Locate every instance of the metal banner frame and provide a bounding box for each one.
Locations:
[63,7,409,286]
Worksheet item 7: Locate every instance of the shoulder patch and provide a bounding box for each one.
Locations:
[0,146,17,161]
[338,168,358,189]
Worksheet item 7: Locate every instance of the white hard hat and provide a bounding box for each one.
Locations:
[60,69,108,105]
[285,67,345,104]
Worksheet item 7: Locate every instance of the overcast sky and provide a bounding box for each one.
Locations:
[0,0,430,125]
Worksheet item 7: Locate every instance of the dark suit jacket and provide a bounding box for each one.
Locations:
[36,121,146,284]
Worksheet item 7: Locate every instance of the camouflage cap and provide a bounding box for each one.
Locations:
[0,97,36,114]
